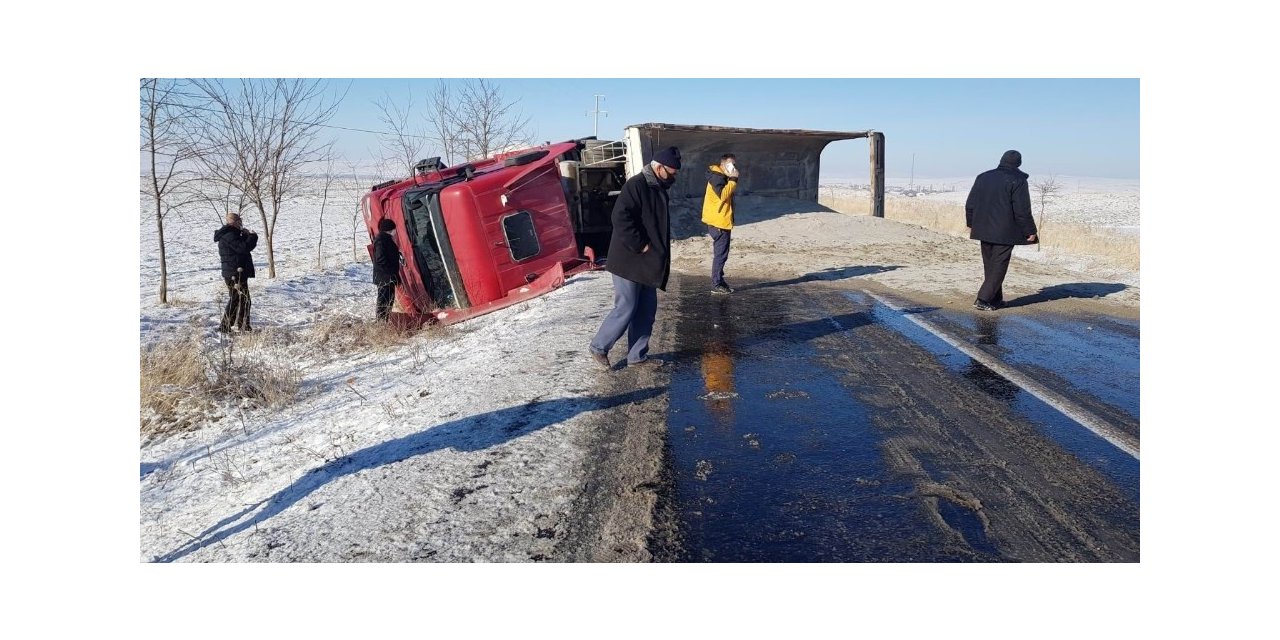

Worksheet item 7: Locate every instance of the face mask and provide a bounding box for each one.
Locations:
[657,167,676,188]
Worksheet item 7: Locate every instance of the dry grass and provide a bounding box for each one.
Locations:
[141,328,301,438]
[818,193,872,216]
[305,315,418,354]
[140,332,212,434]
[819,194,1139,270]
[142,313,440,439]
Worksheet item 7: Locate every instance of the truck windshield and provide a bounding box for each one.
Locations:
[402,190,461,309]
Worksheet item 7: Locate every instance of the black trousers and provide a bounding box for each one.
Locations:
[709,225,732,285]
[221,275,252,331]
[977,242,1014,305]
[376,282,397,321]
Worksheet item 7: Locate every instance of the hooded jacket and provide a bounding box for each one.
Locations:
[965,160,1038,245]
[701,164,738,230]
[214,224,258,279]
[605,164,672,290]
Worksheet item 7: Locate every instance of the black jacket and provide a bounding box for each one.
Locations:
[606,165,672,290]
[373,231,401,285]
[214,224,258,279]
[965,163,1038,245]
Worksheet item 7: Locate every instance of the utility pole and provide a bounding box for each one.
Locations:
[586,94,608,138]
[870,132,885,218]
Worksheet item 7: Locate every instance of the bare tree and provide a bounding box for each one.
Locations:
[184,175,248,226]
[140,78,200,304]
[427,81,461,166]
[316,154,339,269]
[450,79,532,161]
[1032,173,1062,251]
[347,161,376,263]
[191,78,344,278]
[374,90,429,178]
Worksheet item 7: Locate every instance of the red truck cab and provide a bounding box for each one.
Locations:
[361,140,603,325]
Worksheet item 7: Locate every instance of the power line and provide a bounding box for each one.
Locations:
[151,98,438,141]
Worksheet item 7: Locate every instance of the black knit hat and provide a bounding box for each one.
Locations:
[1000,150,1022,168]
[653,146,682,170]
[378,218,396,232]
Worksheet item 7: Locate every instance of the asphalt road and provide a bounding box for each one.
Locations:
[647,272,1139,562]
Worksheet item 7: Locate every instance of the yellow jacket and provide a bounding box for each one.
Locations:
[701,165,738,230]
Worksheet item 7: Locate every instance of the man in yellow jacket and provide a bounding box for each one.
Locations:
[702,153,739,294]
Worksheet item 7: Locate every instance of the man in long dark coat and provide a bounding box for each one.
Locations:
[588,146,682,369]
[966,150,1038,310]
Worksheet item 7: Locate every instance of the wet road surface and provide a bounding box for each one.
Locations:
[649,273,1139,562]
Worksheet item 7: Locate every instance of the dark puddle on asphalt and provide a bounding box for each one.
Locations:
[849,292,1140,504]
[923,308,1139,422]
[657,276,988,562]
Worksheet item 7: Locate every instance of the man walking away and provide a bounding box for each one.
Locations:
[214,212,258,332]
[965,150,1038,311]
[588,146,682,370]
[373,218,402,322]
[702,153,739,294]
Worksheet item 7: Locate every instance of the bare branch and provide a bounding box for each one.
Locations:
[141,78,203,304]
[435,79,532,163]
[189,78,344,278]
[1032,173,1062,250]
[374,91,429,179]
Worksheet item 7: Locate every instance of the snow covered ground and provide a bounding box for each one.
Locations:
[140,178,670,562]
[140,174,1139,562]
[141,269,655,561]
[820,175,1141,230]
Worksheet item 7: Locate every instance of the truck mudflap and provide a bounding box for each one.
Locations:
[387,250,602,329]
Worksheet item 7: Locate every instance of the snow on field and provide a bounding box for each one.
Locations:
[140,174,1138,562]
[139,178,647,561]
[820,175,1140,230]
[140,269,636,561]
[140,181,374,343]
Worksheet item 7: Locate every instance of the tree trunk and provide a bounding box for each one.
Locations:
[253,202,277,278]
[155,198,168,304]
[266,232,277,278]
[318,178,330,269]
[1036,200,1046,252]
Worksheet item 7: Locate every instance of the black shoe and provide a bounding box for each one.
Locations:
[589,350,610,370]
[711,283,734,295]
[973,300,997,311]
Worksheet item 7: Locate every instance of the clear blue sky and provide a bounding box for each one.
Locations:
[326,78,1138,180]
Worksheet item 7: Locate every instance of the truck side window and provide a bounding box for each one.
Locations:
[503,210,541,262]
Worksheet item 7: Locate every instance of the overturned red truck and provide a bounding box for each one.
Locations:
[361,139,625,326]
[361,124,879,326]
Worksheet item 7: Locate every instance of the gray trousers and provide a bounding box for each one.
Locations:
[590,274,659,364]
[709,225,732,285]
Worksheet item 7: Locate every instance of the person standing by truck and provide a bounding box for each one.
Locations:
[214,212,257,333]
[373,218,403,322]
[588,146,682,370]
[701,153,739,294]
